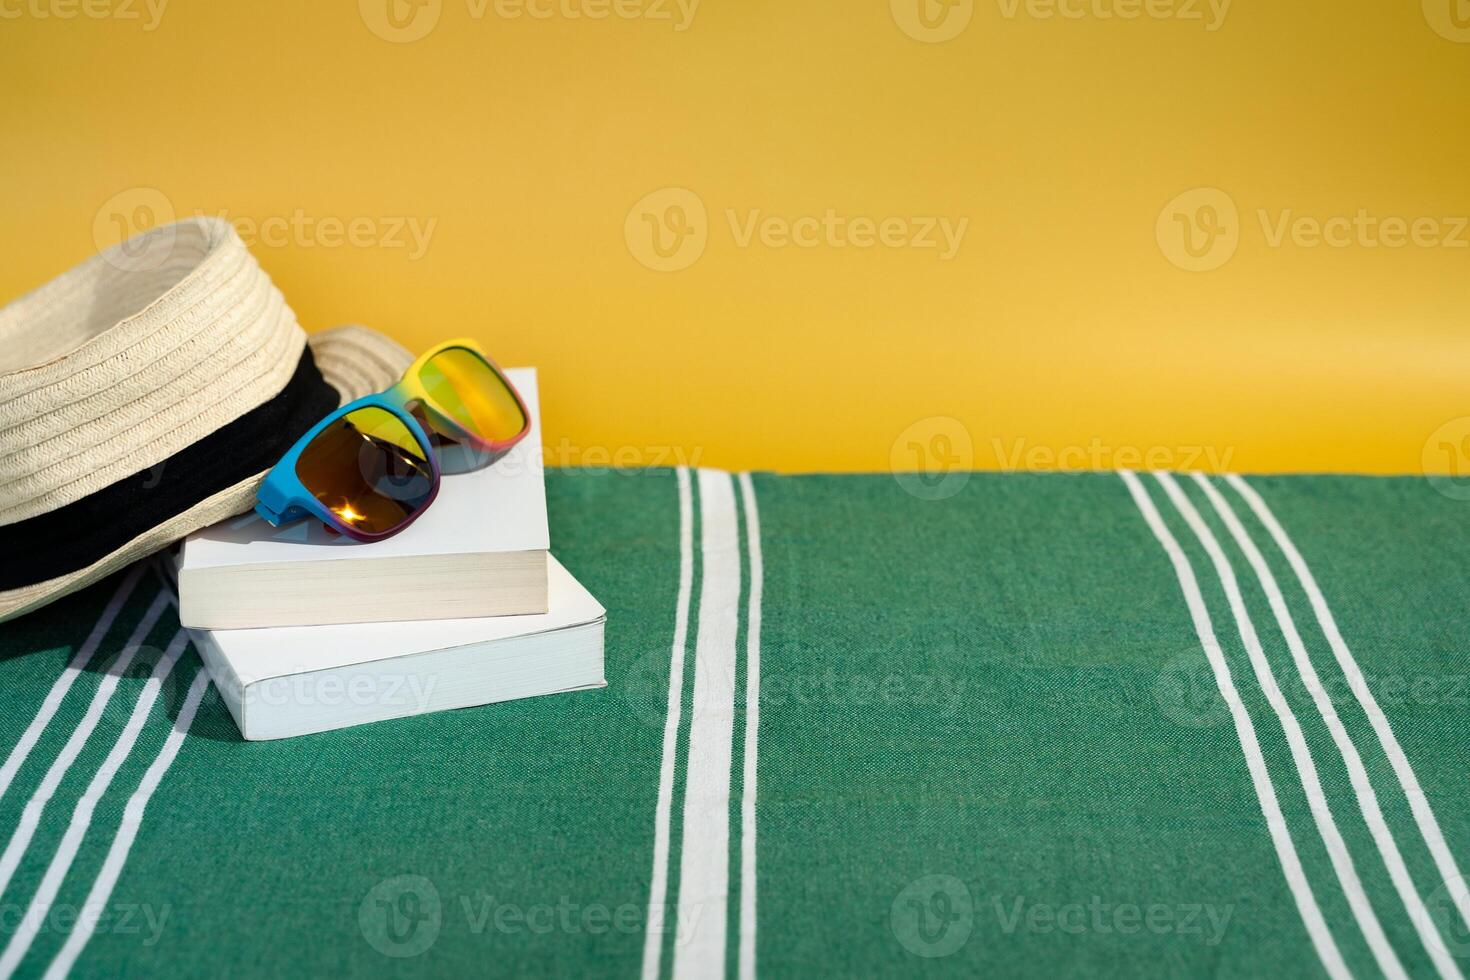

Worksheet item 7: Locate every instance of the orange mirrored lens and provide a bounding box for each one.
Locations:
[295,406,434,535]
[417,347,526,445]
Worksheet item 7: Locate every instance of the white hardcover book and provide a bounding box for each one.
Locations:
[179,367,549,629]
[188,556,606,740]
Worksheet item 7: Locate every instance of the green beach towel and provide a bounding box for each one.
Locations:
[0,468,1465,978]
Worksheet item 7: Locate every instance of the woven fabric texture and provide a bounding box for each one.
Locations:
[0,468,1465,978]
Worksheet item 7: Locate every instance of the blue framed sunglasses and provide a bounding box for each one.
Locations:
[255,339,529,542]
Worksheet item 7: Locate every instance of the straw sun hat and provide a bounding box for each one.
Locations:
[0,217,413,623]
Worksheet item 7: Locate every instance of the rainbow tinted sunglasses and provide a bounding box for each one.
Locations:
[255,339,529,541]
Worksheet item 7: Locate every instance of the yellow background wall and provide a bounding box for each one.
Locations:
[3,0,1468,477]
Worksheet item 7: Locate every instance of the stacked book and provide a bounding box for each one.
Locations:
[176,369,606,740]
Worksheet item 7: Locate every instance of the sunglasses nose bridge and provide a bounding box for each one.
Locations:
[373,391,438,450]
[404,403,451,452]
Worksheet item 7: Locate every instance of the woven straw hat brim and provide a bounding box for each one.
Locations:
[0,325,411,624]
[0,216,415,624]
[0,218,303,525]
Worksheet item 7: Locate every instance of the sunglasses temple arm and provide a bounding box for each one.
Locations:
[256,477,312,527]
[255,499,317,525]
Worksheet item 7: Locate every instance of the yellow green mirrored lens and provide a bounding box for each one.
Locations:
[417,348,526,444]
[295,406,434,535]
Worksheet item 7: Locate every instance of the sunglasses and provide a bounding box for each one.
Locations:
[255,339,529,541]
